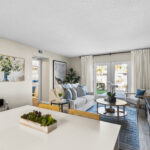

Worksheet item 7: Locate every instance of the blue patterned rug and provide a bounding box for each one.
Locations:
[87,104,139,150]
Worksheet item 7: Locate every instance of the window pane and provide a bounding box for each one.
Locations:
[96,65,107,95]
[115,64,128,92]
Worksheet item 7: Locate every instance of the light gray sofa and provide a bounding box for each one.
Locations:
[48,84,95,111]
[69,94,95,111]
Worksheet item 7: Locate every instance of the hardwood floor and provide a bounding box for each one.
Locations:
[138,109,150,150]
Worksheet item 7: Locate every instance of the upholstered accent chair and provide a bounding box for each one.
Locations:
[125,90,150,112]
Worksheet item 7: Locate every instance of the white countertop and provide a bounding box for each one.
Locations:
[0,105,121,150]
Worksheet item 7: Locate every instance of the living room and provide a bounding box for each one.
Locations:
[0,1,150,150]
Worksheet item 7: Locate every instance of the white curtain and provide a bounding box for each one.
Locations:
[81,56,93,92]
[131,49,150,92]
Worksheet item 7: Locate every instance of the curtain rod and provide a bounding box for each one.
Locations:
[80,47,150,57]
[93,50,130,57]
[80,50,130,57]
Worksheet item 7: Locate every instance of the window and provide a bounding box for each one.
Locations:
[95,61,131,98]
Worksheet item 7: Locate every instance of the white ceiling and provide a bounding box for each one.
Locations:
[0,0,150,57]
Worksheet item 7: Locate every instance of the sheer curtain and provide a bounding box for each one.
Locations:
[81,56,93,92]
[131,49,150,92]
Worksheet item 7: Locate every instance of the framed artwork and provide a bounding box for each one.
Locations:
[53,60,67,88]
[0,54,25,82]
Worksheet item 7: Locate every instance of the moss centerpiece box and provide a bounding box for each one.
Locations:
[20,111,57,134]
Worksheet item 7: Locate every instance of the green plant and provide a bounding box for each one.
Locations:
[0,56,21,75]
[65,68,80,83]
[107,92,115,99]
[21,110,56,126]
[58,93,63,97]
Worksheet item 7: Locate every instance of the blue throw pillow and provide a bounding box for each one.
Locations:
[136,89,145,98]
[82,85,88,95]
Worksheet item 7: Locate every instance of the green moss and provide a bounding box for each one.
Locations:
[21,111,56,126]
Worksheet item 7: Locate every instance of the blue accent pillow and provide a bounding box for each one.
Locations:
[136,89,145,98]
[82,85,88,95]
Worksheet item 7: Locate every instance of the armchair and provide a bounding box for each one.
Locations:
[125,90,150,112]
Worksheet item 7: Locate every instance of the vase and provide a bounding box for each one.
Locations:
[3,72,9,81]
[109,97,116,103]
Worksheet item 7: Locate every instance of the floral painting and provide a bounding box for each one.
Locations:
[0,54,25,82]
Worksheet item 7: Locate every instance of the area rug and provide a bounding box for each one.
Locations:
[87,104,139,150]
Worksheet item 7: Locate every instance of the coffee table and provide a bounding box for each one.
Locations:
[96,98,127,121]
[51,99,70,112]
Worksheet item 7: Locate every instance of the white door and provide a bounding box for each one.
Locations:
[111,62,131,99]
[95,61,131,98]
[94,63,110,95]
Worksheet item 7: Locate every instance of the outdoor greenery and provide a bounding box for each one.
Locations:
[21,111,56,126]
[65,68,80,83]
[97,90,106,94]
[0,56,21,74]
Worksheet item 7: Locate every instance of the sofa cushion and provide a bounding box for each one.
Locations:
[74,97,87,108]
[70,88,77,100]
[83,95,95,102]
[126,96,139,104]
[127,96,145,105]
[144,90,150,96]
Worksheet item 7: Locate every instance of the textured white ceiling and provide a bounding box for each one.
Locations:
[0,0,150,57]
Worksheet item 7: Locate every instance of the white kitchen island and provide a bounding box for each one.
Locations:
[0,105,120,150]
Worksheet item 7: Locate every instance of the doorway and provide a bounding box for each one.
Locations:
[32,57,49,106]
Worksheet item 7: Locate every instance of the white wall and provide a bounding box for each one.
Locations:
[69,57,81,78]
[0,38,70,108]
[41,59,49,101]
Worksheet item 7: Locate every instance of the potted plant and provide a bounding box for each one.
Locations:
[65,68,80,83]
[0,56,21,81]
[107,92,116,103]
[107,84,117,103]
[20,110,57,133]
[58,93,63,99]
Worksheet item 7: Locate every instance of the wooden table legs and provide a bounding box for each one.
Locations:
[117,106,119,121]
[97,103,99,114]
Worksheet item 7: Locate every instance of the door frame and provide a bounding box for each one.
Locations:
[94,61,131,96]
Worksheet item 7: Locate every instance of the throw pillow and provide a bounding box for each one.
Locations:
[76,86,86,97]
[80,85,88,95]
[64,88,72,100]
[71,83,79,88]
[70,88,77,100]
[62,84,72,89]
[136,89,145,98]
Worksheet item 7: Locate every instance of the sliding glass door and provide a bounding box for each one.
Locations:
[114,63,128,92]
[95,61,130,98]
[95,63,110,95]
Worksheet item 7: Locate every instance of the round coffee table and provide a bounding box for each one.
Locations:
[96,98,127,121]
